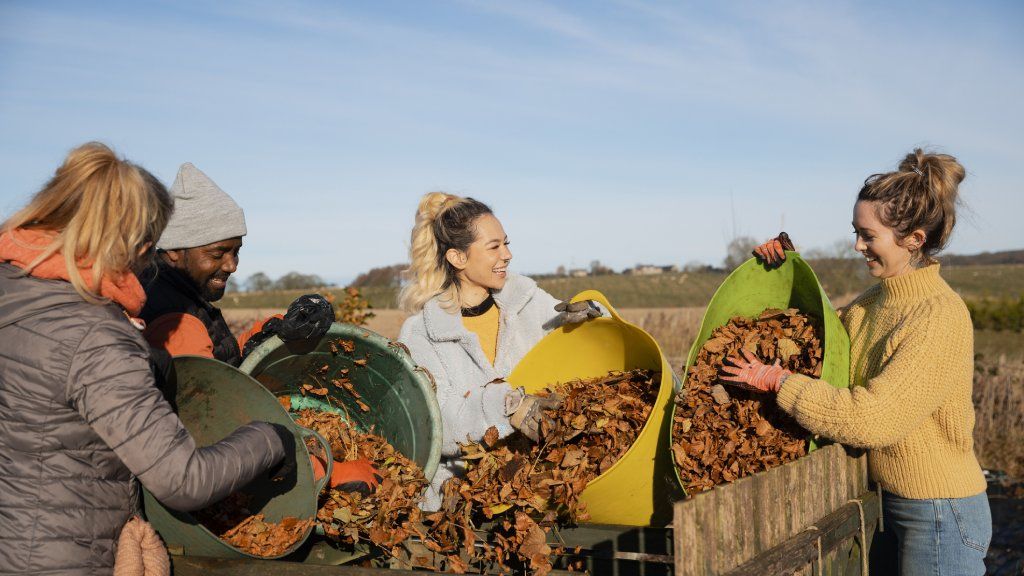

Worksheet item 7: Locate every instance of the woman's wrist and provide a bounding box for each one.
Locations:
[503,386,526,416]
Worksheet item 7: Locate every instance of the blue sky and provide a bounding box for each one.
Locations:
[1,1,1022,284]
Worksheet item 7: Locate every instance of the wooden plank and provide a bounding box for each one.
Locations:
[723,490,879,576]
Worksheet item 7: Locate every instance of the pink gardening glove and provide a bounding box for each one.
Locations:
[752,232,796,268]
[720,348,791,393]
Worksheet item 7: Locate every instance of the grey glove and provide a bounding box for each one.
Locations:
[506,391,564,443]
[555,300,601,324]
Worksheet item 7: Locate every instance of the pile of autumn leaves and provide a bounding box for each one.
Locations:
[672,308,823,493]
[195,308,826,568]
[194,367,658,572]
[419,369,658,574]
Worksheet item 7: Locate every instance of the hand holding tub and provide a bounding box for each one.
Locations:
[720,349,791,394]
[242,294,335,358]
[310,456,382,495]
[555,300,601,324]
[752,232,796,267]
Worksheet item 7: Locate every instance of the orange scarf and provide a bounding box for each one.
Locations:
[0,228,146,316]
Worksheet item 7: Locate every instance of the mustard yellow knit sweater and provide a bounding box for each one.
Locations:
[776,264,986,499]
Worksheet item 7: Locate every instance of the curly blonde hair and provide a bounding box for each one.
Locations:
[398,192,493,313]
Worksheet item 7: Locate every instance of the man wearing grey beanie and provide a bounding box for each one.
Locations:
[139,163,380,493]
[140,163,335,367]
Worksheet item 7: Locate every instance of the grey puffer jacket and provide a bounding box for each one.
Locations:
[0,264,285,575]
[398,273,563,510]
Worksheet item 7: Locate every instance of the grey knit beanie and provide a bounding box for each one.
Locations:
[157,163,247,250]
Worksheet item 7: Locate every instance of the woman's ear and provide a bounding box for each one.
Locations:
[904,229,927,252]
[446,248,468,271]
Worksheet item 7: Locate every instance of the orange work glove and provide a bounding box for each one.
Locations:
[310,456,382,494]
[720,349,791,393]
[752,232,796,267]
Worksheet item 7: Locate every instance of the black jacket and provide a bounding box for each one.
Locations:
[140,261,241,366]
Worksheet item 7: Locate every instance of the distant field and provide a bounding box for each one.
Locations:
[224,305,1023,368]
[220,263,1024,311]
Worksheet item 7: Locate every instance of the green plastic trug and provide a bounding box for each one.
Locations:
[684,253,850,389]
[142,355,323,560]
[239,322,442,483]
[671,253,852,491]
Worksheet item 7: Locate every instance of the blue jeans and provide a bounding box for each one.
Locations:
[882,491,991,576]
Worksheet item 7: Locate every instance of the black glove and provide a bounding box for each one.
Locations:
[279,294,334,341]
[555,300,602,324]
[267,423,298,488]
[240,294,334,360]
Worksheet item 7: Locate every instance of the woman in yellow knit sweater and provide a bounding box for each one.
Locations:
[723,149,990,575]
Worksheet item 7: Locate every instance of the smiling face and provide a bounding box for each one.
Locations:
[446,213,512,304]
[852,200,926,279]
[162,237,242,301]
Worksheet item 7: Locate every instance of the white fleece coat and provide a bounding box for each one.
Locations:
[398,273,563,510]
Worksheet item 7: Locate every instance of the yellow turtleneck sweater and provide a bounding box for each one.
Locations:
[776,264,986,499]
[462,302,500,366]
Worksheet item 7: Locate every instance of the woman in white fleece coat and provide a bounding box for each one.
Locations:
[398,192,597,510]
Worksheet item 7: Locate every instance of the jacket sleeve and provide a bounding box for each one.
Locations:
[775,310,971,449]
[533,286,568,332]
[67,318,285,511]
[143,312,215,358]
[399,325,514,457]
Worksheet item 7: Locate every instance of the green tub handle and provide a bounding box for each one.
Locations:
[296,425,333,496]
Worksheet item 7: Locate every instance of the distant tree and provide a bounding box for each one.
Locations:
[555,265,567,277]
[245,272,274,292]
[723,236,759,270]
[351,263,406,288]
[225,277,240,293]
[589,259,615,276]
[274,271,328,291]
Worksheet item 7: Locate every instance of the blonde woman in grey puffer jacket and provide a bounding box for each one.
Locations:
[0,144,287,575]
[397,193,598,510]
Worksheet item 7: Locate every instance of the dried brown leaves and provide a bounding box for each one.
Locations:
[416,369,658,574]
[293,409,429,557]
[672,308,823,494]
[194,492,313,557]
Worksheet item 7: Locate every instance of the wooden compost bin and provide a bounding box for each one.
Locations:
[673,443,879,576]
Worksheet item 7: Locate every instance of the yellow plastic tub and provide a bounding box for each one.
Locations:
[507,290,683,526]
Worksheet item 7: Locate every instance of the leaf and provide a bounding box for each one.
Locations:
[777,338,801,360]
[483,426,499,448]
[332,507,352,523]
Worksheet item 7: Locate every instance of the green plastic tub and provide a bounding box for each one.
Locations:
[142,355,331,559]
[238,322,442,484]
[671,253,852,491]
